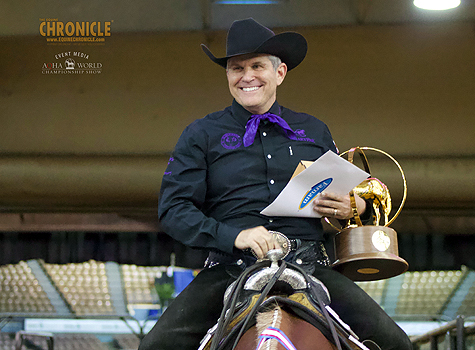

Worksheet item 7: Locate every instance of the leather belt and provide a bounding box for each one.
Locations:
[266,231,314,259]
[204,238,330,270]
[289,238,306,251]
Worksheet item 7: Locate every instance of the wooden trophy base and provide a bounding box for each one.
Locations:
[332,226,408,281]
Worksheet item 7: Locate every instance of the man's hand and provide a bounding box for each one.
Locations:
[312,192,366,220]
[234,226,280,259]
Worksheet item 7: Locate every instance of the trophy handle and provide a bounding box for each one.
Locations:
[347,147,371,227]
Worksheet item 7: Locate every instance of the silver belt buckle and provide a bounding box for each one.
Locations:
[268,231,291,260]
[249,231,291,260]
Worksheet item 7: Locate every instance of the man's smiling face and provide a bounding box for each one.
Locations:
[226,54,287,115]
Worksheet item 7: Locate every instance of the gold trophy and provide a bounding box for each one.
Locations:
[327,147,409,281]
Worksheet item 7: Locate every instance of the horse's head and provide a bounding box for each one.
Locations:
[353,177,392,226]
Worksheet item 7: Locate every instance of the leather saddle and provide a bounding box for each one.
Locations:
[198,255,372,350]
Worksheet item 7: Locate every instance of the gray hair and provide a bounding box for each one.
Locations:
[267,55,282,71]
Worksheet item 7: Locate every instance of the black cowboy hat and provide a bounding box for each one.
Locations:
[201,18,307,71]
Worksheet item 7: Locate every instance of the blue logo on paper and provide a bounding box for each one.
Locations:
[299,178,333,210]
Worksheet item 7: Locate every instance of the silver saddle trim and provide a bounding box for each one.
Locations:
[223,262,330,305]
[244,265,329,298]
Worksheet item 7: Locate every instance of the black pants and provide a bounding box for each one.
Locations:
[138,263,412,350]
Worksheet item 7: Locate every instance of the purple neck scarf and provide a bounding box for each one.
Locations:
[243,112,297,147]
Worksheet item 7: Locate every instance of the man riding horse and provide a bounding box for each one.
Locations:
[139,18,411,350]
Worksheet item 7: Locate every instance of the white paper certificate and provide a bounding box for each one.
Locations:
[260,150,370,218]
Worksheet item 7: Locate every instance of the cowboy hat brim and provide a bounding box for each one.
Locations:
[201,32,307,71]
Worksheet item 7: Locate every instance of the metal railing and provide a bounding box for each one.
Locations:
[14,331,54,350]
[411,316,475,350]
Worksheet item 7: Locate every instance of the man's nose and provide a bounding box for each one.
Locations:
[241,67,255,81]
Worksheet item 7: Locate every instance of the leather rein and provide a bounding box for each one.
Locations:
[207,258,344,350]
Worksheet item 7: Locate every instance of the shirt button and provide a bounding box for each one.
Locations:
[262,132,267,136]
[269,219,273,223]
[267,154,272,159]
[270,179,275,185]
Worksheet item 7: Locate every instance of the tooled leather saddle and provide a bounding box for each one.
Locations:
[198,250,376,350]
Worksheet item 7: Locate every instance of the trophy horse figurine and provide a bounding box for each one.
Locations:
[354,177,391,227]
[328,147,409,281]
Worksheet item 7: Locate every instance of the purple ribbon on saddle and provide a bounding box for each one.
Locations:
[243,112,297,147]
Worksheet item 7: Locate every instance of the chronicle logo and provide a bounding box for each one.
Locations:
[42,51,102,75]
[39,18,112,45]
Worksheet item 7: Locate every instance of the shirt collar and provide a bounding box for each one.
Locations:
[231,100,282,126]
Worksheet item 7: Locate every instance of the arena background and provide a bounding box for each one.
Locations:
[1,0,475,348]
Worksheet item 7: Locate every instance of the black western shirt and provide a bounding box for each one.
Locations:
[158,100,338,255]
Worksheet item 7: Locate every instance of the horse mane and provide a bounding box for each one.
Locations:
[256,304,283,350]
[254,301,339,350]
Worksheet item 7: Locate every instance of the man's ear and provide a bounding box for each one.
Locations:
[276,63,288,86]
